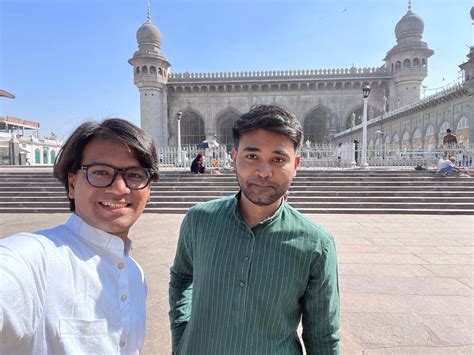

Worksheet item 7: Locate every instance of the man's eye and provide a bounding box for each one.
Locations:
[91,169,111,176]
[273,157,286,163]
[246,154,257,160]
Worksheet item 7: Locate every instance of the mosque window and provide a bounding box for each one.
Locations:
[150,66,157,74]
[457,117,468,130]
[413,128,421,139]
[142,66,148,74]
[384,135,391,144]
[193,86,200,93]
[344,82,351,89]
[402,132,409,141]
[34,149,41,164]
[395,61,401,70]
[392,134,399,142]
[136,67,140,74]
[318,83,325,90]
[158,67,163,75]
[391,63,394,72]
[290,83,298,90]
[439,121,449,134]
[209,86,216,92]
[425,125,434,136]
[218,85,225,92]
[403,59,411,68]
[413,58,420,67]
[421,59,427,68]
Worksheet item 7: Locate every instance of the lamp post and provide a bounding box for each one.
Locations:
[360,85,371,168]
[176,111,182,165]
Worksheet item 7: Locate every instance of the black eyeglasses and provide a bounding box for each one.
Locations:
[80,164,154,190]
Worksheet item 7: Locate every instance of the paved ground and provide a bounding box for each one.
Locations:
[1,213,473,354]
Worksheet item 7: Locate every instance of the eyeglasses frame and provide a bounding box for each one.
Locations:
[79,163,154,190]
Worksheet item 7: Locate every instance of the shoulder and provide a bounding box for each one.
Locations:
[282,203,335,247]
[186,195,235,220]
[0,225,67,270]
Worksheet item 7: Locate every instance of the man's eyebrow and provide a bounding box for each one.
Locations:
[241,147,290,157]
[242,147,261,152]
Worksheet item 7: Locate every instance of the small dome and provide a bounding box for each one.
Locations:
[136,20,162,46]
[395,10,424,40]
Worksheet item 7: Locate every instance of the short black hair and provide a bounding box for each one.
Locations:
[447,128,452,133]
[232,105,303,150]
[53,118,159,211]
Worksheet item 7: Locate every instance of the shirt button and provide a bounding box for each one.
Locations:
[117,262,125,269]
[119,341,126,348]
[120,294,128,301]
[239,281,245,288]
[243,256,249,262]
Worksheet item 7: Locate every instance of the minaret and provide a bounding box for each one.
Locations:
[384,0,434,110]
[129,1,171,147]
[459,7,474,90]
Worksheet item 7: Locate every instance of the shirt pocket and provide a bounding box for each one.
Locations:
[59,318,113,354]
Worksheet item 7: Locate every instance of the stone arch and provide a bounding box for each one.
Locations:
[303,105,332,144]
[43,147,50,164]
[150,66,157,74]
[215,108,241,150]
[422,58,427,68]
[412,128,422,149]
[395,61,401,70]
[344,82,351,89]
[402,59,411,68]
[456,116,469,144]
[413,58,421,67]
[136,66,140,74]
[141,65,148,74]
[181,110,206,146]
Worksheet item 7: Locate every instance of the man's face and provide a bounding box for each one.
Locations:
[68,138,150,239]
[232,128,300,207]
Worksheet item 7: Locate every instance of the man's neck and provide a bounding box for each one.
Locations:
[239,194,282,228]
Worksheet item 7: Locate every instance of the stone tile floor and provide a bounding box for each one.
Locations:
[1,213,473,354]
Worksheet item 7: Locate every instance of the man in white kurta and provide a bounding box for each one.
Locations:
[0,118,160,354]
[0,214,146,354]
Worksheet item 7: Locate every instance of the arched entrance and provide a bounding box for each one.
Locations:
[303,107,331,144]
[216,110,240,151]
[181,111,205,146]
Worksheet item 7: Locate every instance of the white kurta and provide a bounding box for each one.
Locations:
[0,214,147,354]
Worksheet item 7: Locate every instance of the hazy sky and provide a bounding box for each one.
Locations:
[1,0,472,139]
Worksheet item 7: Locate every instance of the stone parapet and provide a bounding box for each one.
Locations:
[169,66,389,83]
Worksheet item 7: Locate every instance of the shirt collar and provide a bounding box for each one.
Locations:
[65,213,132,256]
[233,191,285,228]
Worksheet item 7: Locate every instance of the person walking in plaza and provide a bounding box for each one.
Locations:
[169,105,340,354]
[0,118,159,354]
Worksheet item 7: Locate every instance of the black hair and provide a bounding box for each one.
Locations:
[232,105,303,150]
[53,118,159,211]
[447,128,452,133]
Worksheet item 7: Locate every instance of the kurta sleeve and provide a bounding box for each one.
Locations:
[0,239,46,348]
[301,234,340,355]
[168,213,194,352]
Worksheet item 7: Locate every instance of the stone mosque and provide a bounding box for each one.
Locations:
[129,1,473,153]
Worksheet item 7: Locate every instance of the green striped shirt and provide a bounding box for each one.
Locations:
[169,194,340,354]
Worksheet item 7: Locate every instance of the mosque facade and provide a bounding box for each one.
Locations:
[129,3,472,152]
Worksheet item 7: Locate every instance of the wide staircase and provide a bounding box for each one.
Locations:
[0,169,473,214]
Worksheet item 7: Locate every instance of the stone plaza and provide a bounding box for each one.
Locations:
[1,212,472,354]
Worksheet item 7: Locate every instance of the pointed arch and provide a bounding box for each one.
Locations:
[302,105,332,144]
[181,110,205,146]
[215,108,241,150]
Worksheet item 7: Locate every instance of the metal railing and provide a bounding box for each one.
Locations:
[158,146,231,169]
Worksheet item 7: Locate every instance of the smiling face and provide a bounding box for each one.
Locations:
[232,128,300,214]
[67,138,150,240]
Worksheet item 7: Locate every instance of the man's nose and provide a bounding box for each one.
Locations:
[256,161,272,178]
[105,173,130,194]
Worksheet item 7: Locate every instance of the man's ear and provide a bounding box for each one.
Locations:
[67,173,77,199]
[231,147,237,161]
[294,155,301,177]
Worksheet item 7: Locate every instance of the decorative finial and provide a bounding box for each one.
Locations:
[147,0,151,22]
[408,0,412,11]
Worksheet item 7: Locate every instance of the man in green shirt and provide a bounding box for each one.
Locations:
[169,105,340,354]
